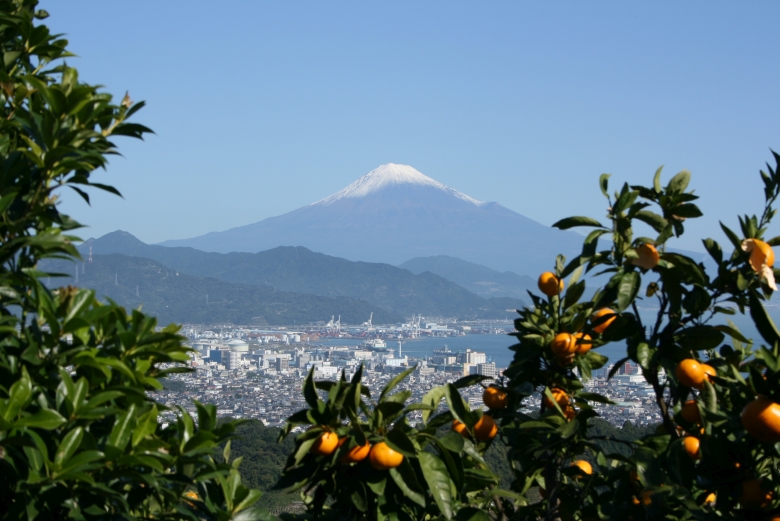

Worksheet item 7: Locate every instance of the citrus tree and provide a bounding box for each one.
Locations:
[276,154,780,521]
[494,154,780,520]
[275,367,513,520]
[0,2,267,519]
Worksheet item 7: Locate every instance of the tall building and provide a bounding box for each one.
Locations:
[476,362,497,378]
[466,349,487,365]
[225,351,243,370]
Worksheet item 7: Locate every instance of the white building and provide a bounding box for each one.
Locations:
[476,362,497,378]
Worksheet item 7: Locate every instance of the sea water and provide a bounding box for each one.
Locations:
[318,306,779,370]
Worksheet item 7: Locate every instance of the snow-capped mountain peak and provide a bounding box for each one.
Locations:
[314,163,485,206]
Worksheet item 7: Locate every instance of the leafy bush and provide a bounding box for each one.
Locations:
[276,157,780,520]
[495,158,780,519]
[0,2,265,519]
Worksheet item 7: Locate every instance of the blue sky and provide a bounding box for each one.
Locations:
[51,1,780,254]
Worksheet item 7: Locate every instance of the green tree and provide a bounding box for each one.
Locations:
[0,2,267,519]
[276,368,507,520]
[495,156,780,519]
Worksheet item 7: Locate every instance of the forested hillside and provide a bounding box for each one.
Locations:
[40,254,399,325]
[81,231,523,319]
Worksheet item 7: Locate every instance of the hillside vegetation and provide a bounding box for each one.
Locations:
[40,254,400,325]
[79,231,524,319]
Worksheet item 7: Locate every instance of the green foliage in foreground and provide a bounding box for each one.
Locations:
[0,2,266,519]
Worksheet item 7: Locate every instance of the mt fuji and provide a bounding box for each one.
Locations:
[160,164,586,274]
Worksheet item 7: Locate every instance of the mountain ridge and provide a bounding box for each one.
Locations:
[399,255,537,299]
[79,231,524,319]
[41,253,401,326]
[157,163,587,274]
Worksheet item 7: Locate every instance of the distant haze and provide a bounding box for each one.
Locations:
[161,163,586,275]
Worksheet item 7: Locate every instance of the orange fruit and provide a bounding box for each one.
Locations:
[551,332,577,355]
[683,436,701,460]
[702,364,717,382]
[339,440,371,463]
[452,419,470,438]
[483,387,508,410]
[741,396,780,443]
[572,460,593,476]
[745,239,775,272]
[632,243,660,270]
[631,496,641,505]
[680,400,702,424]
[592,309,616,334]
[311,431,339,456]
[564,407,576,421]
[369,441,403,470]
[574,332,592,355]
[538,271,564,296]
[743,239,778,290]
[675,359,706,389]
[738,478,773,509]
[703,492,716,505]
[641,490,653,506]
[543,388,569,409]
[474,414,498,441]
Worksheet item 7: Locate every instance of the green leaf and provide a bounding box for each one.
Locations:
[653,166,663,193]
[54,427,83,467]
[673,203,703,218]
[389,460,426,507]
[386,428,417,457]
[564,280,586,309]
[232,508,279,521]
[720,222,743,250]
[379,366,416,402]
[444,384,472,427]
[451,375,491,388]
[584,350,608,370]
[552,216,605,230]
[132,405,158,447]
[667,170,691,194]
[636,342,652,369]
[634,210,668,233]
[303,368,318,409]
[713,324,750,343]
[107,404,136,452]
[437,432,465,453]
[422,386,446,424]
[677,326,725,351]
[418,452,454,519]
[3,50,20,66]
[15,409,66,429]
[749,292,780,348]
[702,238,723,264]
[52,450,104,479]
[616,271,640,312]
[4,367,32,421]
[599,174,611,198]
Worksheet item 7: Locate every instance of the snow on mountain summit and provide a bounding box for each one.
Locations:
[314,163,486,206]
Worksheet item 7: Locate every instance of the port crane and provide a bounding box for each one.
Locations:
[363,312,375,333]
